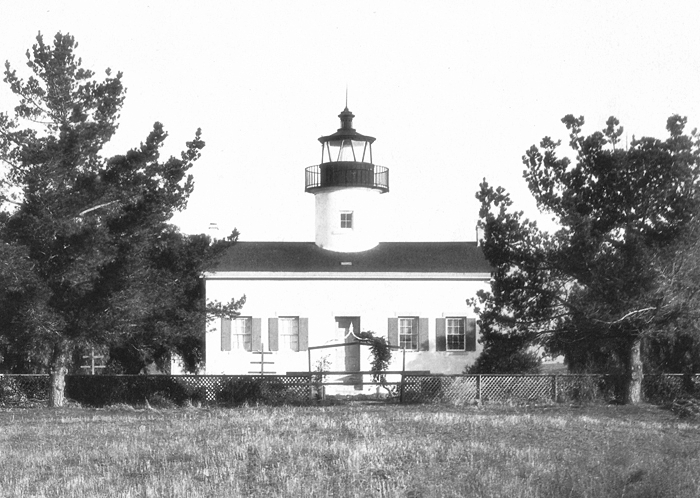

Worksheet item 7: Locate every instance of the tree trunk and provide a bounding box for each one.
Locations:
[624,335,643,404]
[48,347,68,408]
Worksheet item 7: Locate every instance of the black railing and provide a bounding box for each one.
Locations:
[305,163,389,193]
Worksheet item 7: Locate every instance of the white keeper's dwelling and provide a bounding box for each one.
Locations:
[203,107,492,386]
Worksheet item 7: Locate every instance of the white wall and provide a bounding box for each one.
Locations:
[205,276,489,376]
[314,187,382,252]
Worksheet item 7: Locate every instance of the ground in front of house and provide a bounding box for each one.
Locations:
[1,403,698,497]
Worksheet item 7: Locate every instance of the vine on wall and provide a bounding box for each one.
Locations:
[354,331,392,381]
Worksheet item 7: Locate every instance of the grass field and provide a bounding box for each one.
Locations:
[0,402,698,497]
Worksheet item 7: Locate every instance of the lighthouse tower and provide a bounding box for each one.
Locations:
[304,107,389,252]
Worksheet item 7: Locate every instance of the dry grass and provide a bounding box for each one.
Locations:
[0,402,698,497]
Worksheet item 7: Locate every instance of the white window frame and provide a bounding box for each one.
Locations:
[340,211,353,230]
[399,317,418,351]
[279,316,299,352]
[446,317,466,351]
[232,317,252,351]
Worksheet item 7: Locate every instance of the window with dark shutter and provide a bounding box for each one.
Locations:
[446,317,466,351]
[221,318,232,351]
[387,318,398,347]
[418,318,429,351]
[399,317,418,351]
[225,317,254,351]
[435,318,446,351]
[466,318,477,352]
[279,317,299,351]
[299,318,309,351]
[268,318,279,351]
[252,318,262,351]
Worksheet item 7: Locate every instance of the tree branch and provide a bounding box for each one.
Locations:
[77,200,119,217]
[591,307,656,325]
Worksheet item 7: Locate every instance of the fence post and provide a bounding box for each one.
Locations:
[477,375,482,401]
[400,348,406,404]
[552,375,558,402]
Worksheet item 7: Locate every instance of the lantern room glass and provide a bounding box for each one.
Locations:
[323,140,370,163]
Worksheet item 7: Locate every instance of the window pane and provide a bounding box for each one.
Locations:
[279,317,299,352]
[399,317,417,350]
[340,212,353,229]
[446,318,465,351]
[232,317,252,351]
[338,139,356,161]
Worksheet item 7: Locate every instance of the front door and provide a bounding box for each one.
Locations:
[336,316,362,387]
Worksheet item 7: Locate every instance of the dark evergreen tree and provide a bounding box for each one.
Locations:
[0,33,242,405]
[473,115,700,403]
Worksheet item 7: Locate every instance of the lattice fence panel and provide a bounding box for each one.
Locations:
[403,376,478,404]
[554,375,620,402]
[3,373,698,406]
[480,375,553,402]
[173,375,312,403]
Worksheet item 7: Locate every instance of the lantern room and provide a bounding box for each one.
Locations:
[320,107,374,163]
[305,107,389,193]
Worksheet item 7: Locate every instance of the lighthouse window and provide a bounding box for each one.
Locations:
[340,212,353,229]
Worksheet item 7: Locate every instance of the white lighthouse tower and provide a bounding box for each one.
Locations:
[304,107,389,252]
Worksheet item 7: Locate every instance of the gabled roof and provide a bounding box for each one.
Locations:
[207,242,492,274]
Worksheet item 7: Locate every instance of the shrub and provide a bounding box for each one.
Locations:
[671,397,700,419]
[643,375,685,404]
[0,375,49,405]
[65,375,206,407]
[216,378,265,405]
[558,375,604,403]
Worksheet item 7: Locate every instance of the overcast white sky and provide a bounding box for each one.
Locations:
[2,1,699,242]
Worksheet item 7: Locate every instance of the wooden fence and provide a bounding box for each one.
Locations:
[0,373,698,406]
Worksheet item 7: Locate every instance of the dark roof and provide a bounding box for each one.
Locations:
[318,107,376,144]
[319,129,376,145]
[207,242,492,273]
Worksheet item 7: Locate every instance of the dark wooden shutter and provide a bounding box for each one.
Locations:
[221,318,231,351]
[418,318,429,351]
[252,318,262,351]
[466,318,477,351]
[268,318,279,351]
[388,318,398,347]
[299,318,309,351]
[435,318,446,351]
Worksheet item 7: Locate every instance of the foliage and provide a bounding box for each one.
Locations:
[0,32,243,403]
[215,378,265,405]
[215,377,307,406]
[466,336,541,374]
[473,114,700,403]
[311,353,331,385]
[671,398,700,419]
[64,375,206,407]
[354,330,392,381]
[0,375,49,405]
[104,229,244,374]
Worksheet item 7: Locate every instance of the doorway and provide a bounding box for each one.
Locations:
[335,316,362,388]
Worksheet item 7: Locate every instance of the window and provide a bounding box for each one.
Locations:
[340,211,353,229]
[446,317,466,351]
[399,317,418,350]
[279,317,299,352]
[232,317,252,351]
